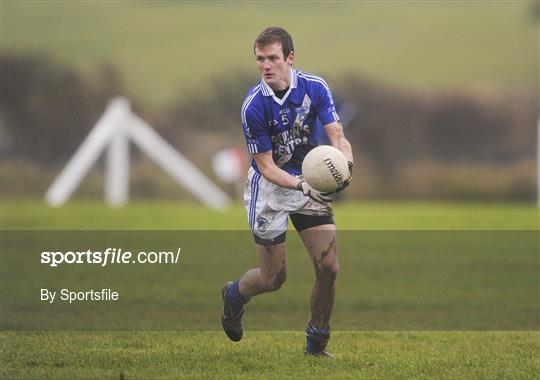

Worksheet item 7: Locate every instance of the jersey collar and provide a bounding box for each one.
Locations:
[260,68,298,105]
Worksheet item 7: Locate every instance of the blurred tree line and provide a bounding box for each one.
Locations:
[1,53,537,200]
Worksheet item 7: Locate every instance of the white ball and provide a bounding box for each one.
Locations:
[302,145,349,192]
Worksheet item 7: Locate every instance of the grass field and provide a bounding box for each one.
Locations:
[2,199,537,229]
[1,200,539,378]
[2,2,537,105]
[2,331,538,379]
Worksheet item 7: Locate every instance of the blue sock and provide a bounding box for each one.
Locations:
[306,322,330,352]
[226,280,250,313]
[307,322,329,335]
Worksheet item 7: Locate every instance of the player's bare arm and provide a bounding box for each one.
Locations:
[324,122,353,164]
[252,151,301,189]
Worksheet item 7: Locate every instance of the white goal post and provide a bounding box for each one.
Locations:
[45,98,231,209]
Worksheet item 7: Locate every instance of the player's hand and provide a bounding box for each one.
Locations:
[296,180,333,203]
[335,161,353,193]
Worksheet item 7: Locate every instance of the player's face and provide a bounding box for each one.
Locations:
[255,42,294,91]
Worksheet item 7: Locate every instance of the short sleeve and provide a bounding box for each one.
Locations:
[314,80,340,126]
[242,102,272,154]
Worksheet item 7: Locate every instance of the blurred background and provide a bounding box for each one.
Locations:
[1,1,539,346]
[1,1,538,204]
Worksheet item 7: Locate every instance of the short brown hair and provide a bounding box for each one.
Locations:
[254,27,294,59]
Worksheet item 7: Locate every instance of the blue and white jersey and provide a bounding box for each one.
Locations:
[241,68,340,175]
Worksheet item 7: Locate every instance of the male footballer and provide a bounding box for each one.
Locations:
[221,27,354,357]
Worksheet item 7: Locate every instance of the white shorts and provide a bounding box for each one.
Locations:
[244,167,333,243]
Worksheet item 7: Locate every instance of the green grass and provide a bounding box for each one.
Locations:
[1,331,539,379]
[2,2,537,105]
[1,200,538,378]
[2,199,537,229]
